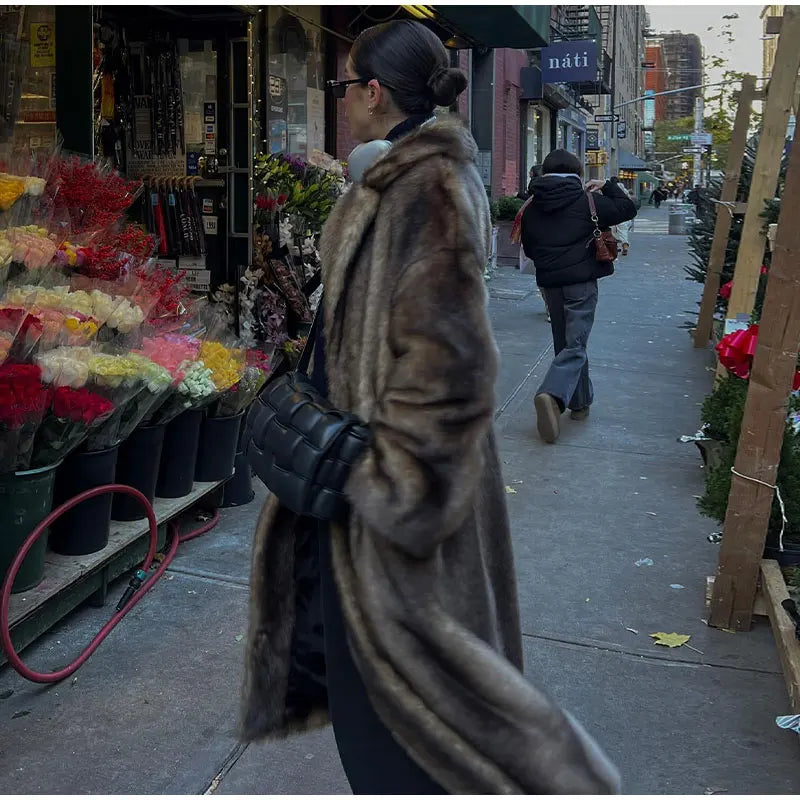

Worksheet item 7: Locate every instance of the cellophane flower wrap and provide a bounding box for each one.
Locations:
[31,385,115,468]
[213,347,272,417]
[0,142,62,232]
[81,349,152,451]
[0,363,51,473]
[57,225,157,282]
[68,275,155,342]
[2,273,102,348]
[0,306,27,364]
[138,314,207,426]
[52,158,142,237]
[114,354,173,440]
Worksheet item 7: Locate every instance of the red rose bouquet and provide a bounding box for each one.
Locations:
[31,385,115,468]
[0,363,51,473]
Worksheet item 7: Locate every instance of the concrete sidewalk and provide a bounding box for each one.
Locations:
[2,205,799,794]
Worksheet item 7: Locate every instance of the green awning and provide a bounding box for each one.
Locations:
[433,5,550,49]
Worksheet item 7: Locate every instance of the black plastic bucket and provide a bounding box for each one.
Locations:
[50,445,119,556]
[156,408,203,499]
[112,424,167,521]
[0,464,59,593]
[221,451,255,507]
[195,411,243,483]
[764,542,800,567]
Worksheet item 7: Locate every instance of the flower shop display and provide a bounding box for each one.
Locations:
[195,347,270,483]
[0,460,60,593]
[31,386,115,469]
[0,363,50,474]
[155,407,206,499]
[214,150,345,351]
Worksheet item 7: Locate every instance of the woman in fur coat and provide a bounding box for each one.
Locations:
[241,19,620,795]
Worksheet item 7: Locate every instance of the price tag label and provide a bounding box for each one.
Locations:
[203,216,218,235]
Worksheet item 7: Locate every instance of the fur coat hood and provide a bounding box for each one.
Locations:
[240,118,620,794]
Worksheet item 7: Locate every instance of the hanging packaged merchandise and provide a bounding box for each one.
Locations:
[141,177,205,259]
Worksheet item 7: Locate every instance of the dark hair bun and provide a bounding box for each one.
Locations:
[427,66,468,107]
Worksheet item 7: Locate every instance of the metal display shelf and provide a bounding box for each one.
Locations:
[2,480,224,665]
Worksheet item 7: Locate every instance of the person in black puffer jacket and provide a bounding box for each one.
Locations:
[521,149,636,444]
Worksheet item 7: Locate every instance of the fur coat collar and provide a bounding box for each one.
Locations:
[240,118,620,794]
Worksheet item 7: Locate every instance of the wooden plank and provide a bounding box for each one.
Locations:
[706,574,768,616]
[694,75,757,348]
[760,560,800,713]
[6,480,222,629]
[709,109,800,632]
[724,7,800,327]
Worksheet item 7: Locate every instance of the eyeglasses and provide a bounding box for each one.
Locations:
[326,78,371,99]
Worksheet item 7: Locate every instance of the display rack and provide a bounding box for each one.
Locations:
[3,480,224,665]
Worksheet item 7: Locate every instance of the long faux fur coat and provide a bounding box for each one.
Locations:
[241,118,620,794]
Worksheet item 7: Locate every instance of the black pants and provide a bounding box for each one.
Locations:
[318,530,446,795]
[539,280,598,412]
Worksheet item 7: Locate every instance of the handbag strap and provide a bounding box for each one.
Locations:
[586,190,602,237]
[296,298,322,376]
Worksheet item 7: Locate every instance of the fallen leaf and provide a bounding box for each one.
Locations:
[646,512,657,517]
[71,677,78,686]
[625,627,639,635]
[235,634,244,642]
[11,710,30,719]
[504,486,517,495]
[511,480,524,485]
[650,632,691,648]
[635,558,654,567]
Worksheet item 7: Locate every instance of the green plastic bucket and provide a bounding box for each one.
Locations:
[0,464,58,594]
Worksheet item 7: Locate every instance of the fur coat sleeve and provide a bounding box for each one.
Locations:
[345,241,498,560]
[240,118,620,795]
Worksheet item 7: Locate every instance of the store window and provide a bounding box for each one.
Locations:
[266,7,326,158]
[558,122,568,151]
[525,105,541,175]
[0,6,57,156]
[570,128,583,163]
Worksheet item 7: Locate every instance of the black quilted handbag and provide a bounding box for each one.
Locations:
[242,311,370,521]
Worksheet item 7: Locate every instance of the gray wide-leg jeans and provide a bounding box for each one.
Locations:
[538,280,598,412]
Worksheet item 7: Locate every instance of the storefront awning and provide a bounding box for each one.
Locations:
[618,150,648,171]
[414,5,550,49]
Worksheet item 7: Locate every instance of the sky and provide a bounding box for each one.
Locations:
[646,4,765,88]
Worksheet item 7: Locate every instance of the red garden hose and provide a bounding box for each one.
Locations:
[0,484,220,684]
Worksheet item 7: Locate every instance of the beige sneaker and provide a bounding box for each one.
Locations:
[534,393,561,443]
[570,407,591,421]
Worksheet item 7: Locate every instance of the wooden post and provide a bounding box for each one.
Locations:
[693,75,757,348]
[709,120,800,632]
[723,6,800,330]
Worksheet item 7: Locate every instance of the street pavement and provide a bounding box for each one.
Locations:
[2,205,800,794]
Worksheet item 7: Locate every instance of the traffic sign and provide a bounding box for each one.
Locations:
[682,147,704,154]
[617,120,627,139]
[691,132,713,146]
[594,114,619,122]
[667,134,691,141]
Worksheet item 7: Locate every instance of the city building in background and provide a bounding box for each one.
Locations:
[644,39,668,120]
[658,31,703,120]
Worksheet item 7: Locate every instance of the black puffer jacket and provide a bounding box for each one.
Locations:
[521,176,637,288]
